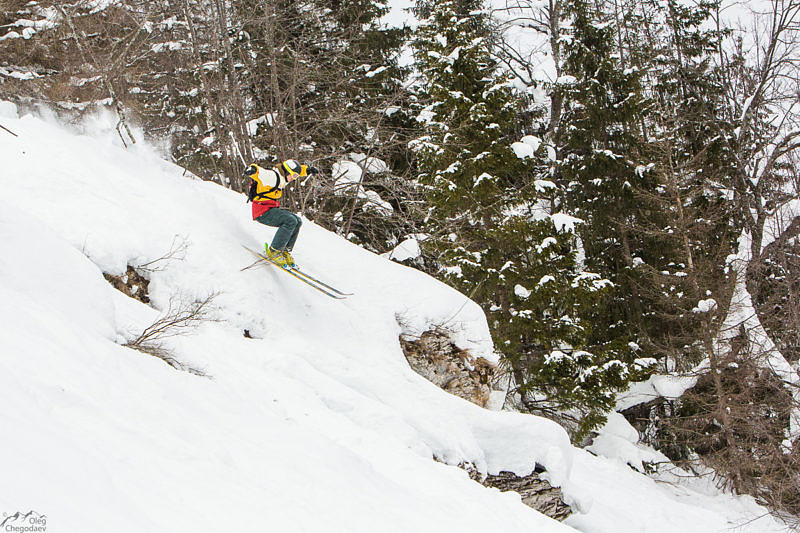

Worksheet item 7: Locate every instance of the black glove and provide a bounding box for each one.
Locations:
[307,166,319,176]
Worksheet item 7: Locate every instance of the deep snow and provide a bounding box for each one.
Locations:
[0,103,788,532]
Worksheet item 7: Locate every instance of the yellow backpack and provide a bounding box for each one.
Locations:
[244,164,282,201]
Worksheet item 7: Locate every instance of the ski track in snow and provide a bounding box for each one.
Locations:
[0,103,789,532]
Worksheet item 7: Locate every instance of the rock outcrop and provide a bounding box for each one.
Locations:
[400,328,495,407]
[483,470,572,521]
[453,462,572,521]
[104,265,150,304]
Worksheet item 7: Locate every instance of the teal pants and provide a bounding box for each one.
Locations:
[256,208,302,251]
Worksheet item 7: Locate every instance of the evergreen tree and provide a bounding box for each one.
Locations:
[554,0,658,365]
[411,0,648,438]
[640,0,738,369]
[553,0,737,373]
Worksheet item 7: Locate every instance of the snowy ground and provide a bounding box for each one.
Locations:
[0,103,789,532]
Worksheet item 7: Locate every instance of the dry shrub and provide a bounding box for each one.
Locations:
[124,293,217,377]
[670,355,800,517]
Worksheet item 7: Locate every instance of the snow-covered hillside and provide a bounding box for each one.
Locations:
[0,103,788,532]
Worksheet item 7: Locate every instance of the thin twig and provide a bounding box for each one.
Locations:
[0,123,18,137]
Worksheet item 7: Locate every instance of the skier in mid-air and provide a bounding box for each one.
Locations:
[244,159,318,267]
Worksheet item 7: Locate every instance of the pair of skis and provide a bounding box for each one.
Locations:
[242,246,351,299]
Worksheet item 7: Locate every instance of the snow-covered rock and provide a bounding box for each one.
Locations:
[349,153,390,174]
[332,159,363,189]
[385,236,421,262]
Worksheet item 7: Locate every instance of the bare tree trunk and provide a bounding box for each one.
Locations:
[547,0,563,139]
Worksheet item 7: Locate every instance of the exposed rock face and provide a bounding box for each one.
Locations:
[104,265,150,303]
[400,329,495,408]
[483,471,572,521]
[453,462,572,521]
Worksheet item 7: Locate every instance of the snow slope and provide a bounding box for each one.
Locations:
[0,103,788,533]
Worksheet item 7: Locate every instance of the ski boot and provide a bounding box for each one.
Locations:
[282,249,296,268]
[265,245,291,267]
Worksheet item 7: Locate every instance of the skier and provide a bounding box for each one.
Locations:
[244,159,318,267]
